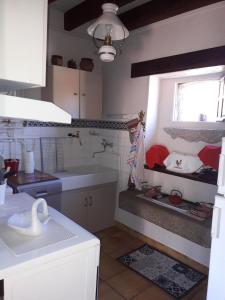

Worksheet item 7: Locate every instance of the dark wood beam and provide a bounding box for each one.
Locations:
[120,0,222,31]
[131,45,225,78]
[64,0,136,31]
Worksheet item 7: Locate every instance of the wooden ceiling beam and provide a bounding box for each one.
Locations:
[131,45,225,78]
[64,0,136,31]
[120,0,223,31]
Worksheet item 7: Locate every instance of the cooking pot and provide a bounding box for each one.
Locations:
[169,189,183,205]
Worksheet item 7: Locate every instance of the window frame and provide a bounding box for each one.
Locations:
[173,78,221,123]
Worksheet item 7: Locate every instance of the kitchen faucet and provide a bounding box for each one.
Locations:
[68,131,82,146]
[92,139,113,158]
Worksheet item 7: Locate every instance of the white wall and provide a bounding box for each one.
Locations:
[151,76,224,153]
[102,2,225,116]
[17,8,103,101]
[101,3,225,262]
[48,8,102,73]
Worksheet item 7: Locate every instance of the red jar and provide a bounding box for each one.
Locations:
[4,159,20,174]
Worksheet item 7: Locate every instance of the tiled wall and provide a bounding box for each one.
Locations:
[0,123,131,194]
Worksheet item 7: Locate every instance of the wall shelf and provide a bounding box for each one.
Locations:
[144,165,217,186]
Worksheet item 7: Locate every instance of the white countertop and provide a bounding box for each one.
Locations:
[0,193,99,279]
[52,165,118,191]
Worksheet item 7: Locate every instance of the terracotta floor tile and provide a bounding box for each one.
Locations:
[190,287,207,300]
[183,280,208,300]
[95,231,107,240]
[100,253,126,280]
[103,226,123,236]
[112,231,144,249]
[98,226,208,300]
[95,226,122,239]
[132,285,174,300]
[184,282,208,300]
[101,235,128,255]
[99,281,125,300]
[107,270,151,299]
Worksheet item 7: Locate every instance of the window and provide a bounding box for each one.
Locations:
[173,80,220,122]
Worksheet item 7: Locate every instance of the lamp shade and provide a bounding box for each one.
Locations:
[87,3,129,41]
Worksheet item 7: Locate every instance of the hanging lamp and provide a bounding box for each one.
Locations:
[87,3,129,62]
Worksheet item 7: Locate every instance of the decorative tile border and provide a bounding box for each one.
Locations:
[164,127,225,144]
[23,119,129,130]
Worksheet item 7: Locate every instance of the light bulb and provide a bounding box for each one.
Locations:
[99,45,116,62]
[105,24,113,37]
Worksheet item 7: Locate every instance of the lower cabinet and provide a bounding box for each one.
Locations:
[4,245,99,300]
[60,183,116,232]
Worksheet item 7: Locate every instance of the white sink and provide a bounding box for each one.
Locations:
[53,165,118,191]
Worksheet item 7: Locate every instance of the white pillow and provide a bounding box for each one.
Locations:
[163,152,203,173]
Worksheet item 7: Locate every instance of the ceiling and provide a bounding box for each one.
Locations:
[49,0,223,34]
[51,0,84,12]
[50,0,150,13]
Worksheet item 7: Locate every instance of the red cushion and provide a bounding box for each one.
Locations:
[198,145,221,170]
[146,145,169,169]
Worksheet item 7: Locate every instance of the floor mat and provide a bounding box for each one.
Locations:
[118,244,207,299]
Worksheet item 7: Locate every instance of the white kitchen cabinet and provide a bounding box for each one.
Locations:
[61,183,116,232]
[0,193,100,300]
[0,0,48,92]
[5,246,98,300]
[60,190,88,229]
[42,66,102,119]
[80,70,102,119]
[87,185,116,232]
[42,65,80,118]
[207,195,225,300]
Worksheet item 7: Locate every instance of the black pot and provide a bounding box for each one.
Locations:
[80,58,94,72]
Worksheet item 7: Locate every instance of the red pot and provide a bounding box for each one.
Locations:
[169,189,183,205]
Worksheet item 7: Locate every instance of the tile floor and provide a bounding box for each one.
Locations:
[95,226,208,300]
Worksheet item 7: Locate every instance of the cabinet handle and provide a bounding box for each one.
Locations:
[211,206,221,239]
[82,93,86,96]
[218,154,225,186]
[89,196,93,207]
[84,197,88,207]
[74,92,78,96]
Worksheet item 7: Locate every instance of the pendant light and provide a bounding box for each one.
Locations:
[87,3,129,62]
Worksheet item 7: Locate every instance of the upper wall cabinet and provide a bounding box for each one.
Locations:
[80,70,102,119]
[42,66,102,119]
[42,66,80,119]
[0,0,48,92]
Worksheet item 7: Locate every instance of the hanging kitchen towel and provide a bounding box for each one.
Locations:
[127,122,145,190]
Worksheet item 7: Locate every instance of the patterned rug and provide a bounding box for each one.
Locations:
[118,244,207,299]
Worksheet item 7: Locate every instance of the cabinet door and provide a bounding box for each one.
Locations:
[60,190,88,228]
[5,246,99,300]
[80,71,102,119]
[217,77,225,120]
[207,196,225,300]
[87,183,116,232]
[217,153,225,195]
[0,0,47,91]
[43,66,79,118]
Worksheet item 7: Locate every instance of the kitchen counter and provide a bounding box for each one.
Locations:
[119,190,212,248]
[0,193,100,300]
[7,170,58,189]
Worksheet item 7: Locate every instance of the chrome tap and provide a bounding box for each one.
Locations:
[92,139,113,158]
[68,131,82,146]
